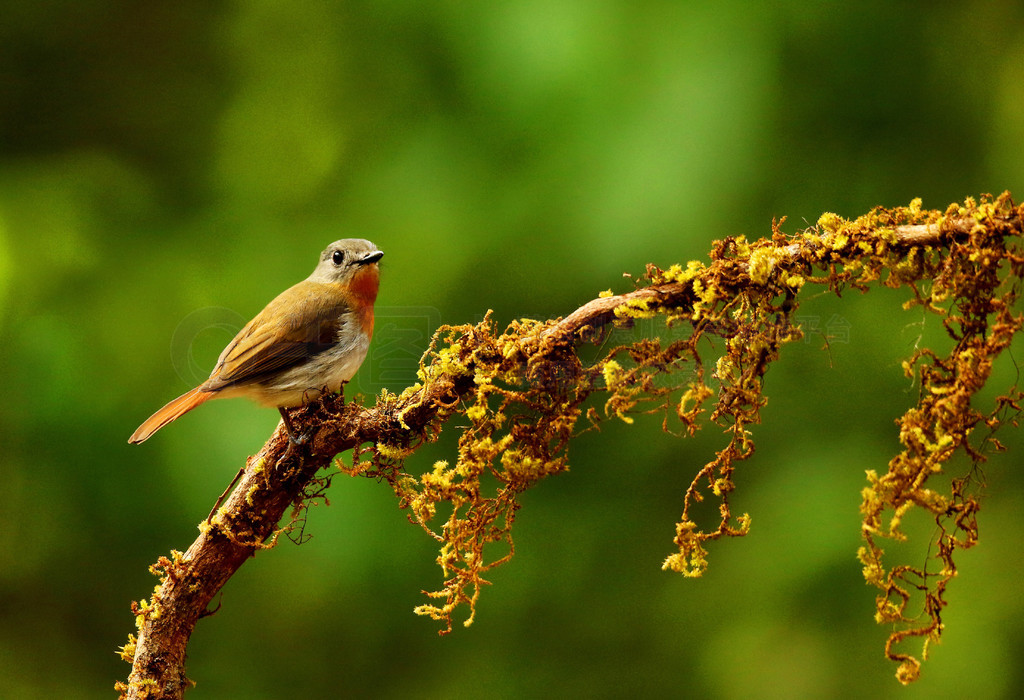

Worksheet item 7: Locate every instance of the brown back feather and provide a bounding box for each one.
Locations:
[201,282,352,392]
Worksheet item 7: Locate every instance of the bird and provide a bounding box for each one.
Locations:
[129,239,383,444]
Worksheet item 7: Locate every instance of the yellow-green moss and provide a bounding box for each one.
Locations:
[327,192,1024,685]
[748,246,782,285]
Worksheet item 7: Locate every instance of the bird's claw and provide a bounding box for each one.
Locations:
[287,430,310,447]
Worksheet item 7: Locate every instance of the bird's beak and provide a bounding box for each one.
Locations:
[358,250,384,265]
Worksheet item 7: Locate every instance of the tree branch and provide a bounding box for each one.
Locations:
[119,200,1019,698]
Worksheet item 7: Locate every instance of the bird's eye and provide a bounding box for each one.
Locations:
[332,250,345,265]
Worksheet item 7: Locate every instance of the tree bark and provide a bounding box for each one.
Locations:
[120,211,981,699]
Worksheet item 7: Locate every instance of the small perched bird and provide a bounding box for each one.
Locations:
[129,239,383,444]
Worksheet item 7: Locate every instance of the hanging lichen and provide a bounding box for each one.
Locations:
[337,192,1023,682]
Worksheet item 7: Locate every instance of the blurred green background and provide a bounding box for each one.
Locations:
[2,1,1023,698]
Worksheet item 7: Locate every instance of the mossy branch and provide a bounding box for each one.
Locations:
[119,193,1024,698]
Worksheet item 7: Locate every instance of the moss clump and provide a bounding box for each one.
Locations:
[341,193,1023,682]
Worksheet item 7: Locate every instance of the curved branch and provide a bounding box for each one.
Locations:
[119,211,998,699]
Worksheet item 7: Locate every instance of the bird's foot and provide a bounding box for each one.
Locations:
[276,407,310,473]
[277,407,311,445]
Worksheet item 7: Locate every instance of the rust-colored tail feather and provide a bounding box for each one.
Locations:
[129,387,215,444]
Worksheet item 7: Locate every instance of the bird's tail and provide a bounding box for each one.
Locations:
[128,387,215,444]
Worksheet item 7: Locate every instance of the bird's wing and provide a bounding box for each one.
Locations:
[201,284,350,391]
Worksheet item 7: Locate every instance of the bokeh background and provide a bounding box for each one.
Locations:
[2,1,1024,698]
